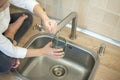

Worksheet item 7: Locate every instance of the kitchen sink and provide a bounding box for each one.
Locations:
[16,33,99,80]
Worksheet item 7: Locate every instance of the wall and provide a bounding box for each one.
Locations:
[37,0,120,41]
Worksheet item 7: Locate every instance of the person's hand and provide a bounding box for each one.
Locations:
[42,18,57,34]
[11,58,20,69]
[42,42,64,59]
[11,40,20,69]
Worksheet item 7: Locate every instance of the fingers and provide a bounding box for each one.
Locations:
[43,19,57,34]
[45,41,53,48]
[49,20,57,34]
[50,48,65,59]
[52,52,65,59]
[53,48,64,53]
[46,41,52,46]
[54,52,64,57]
[11,58,20,69]
[44,41,65,59]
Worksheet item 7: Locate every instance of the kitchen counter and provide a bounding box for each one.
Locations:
[16,16,120,80]
[0,6,120,80]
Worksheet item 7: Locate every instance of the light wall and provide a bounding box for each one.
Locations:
[37,0,120,41]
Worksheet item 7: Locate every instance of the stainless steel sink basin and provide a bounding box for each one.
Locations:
[17,34,99,80]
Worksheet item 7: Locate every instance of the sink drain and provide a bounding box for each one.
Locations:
[50,65,67,78]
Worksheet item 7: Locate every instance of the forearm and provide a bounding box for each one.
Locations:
[33,4,49,21]
[25,48,44,57]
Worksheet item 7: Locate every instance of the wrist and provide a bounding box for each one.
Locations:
[39,48,46,56]
[41,12,50,22]
[34,4,50,22]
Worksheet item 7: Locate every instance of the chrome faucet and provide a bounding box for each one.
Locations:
[56,12,77,40]
[34,12,77,40]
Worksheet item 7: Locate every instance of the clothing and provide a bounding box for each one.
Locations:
[0,0,38,58]
[0,37,13,73]
[10,0,38,13]
[0,50,12,73]
[0,12,33,73]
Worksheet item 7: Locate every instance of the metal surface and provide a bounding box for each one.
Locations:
[97,44,106,56]
[11,69,30,80]
[16,34,99,80]
[55,12,77,39]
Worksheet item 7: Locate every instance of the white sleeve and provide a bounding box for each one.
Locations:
[0,34,27,58]
[9,0,39,13]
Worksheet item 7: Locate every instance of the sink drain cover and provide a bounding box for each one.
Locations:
[50,65,67,78]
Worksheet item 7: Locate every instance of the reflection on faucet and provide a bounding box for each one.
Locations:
[56,12,78,40]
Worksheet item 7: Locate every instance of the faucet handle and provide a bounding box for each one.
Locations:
[33,24,44,32]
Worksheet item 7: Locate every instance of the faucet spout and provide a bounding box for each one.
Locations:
[56,12,77,40]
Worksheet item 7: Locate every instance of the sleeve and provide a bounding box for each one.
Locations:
[9,0,39,13]
[0,34,27,58]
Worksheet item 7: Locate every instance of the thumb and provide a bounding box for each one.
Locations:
[46,41,52,47]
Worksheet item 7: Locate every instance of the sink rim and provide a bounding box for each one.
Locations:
[24,33,98,59]
[22,33,99,80]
